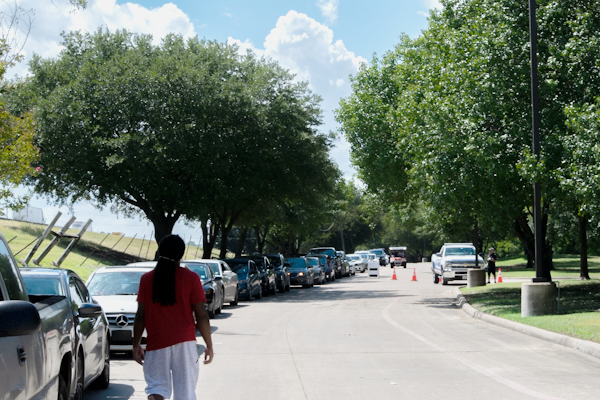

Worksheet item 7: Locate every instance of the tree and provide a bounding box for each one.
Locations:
[0,39,37,216]
[338,0,600,278]
[18,29,333,249]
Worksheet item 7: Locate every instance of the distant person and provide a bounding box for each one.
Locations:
[133,234,213,400]
[326,255,334,281]
[487,247,498,284]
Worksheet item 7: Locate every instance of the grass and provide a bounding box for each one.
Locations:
[1,218,227,281]
[496,254,600,279]
[461,280,600,344]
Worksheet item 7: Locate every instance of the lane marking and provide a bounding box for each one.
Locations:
[382,298,565,400]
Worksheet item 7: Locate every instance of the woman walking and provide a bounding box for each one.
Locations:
[133,234,213,400]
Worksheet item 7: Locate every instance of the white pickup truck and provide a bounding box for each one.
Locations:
[431,243,485,285]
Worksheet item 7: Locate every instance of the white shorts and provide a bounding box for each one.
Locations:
[143,341,199,400]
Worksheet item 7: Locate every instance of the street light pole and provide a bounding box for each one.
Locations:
[529,0,548,282]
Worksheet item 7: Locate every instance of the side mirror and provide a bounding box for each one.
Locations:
[436,252,442,257]
[0,301,41,336]
[78,303,103,318]
[214,276,223,280]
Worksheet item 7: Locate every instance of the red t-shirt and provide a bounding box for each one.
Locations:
[137,266,206,351]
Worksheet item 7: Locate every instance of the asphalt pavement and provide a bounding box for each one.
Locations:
[85,263,600,400]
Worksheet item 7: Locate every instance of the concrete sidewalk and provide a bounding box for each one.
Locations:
[455,287,600,360]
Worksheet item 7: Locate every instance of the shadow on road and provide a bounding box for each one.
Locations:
[85,383,135,400]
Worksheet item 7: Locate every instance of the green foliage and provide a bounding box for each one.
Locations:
[0,39,38,216]
[337,0,600,266]
[15,29,336,245]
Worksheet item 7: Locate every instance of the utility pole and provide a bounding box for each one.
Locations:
[529,0,549,283]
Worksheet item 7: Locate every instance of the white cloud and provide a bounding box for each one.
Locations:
[4,0,196,77]
[316,0,339,24]
[422,0,442,10]
[230,11,365,178]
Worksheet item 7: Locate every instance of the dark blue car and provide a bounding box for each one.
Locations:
[225,259,262,300]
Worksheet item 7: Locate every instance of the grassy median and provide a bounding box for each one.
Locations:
[460,280,600,344]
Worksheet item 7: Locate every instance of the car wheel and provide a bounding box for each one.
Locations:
[279,282,285,293]
[433,273,439,284]
[58,375,69,400]
[262,283,270,297]
[91,336,110,389]
[442,277,448,285]
[207,303,215,318]
[231,287,239,306]
[74,350,84,400]
[271,283,277,295]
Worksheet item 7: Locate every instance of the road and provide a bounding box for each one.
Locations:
[86,263,600,400]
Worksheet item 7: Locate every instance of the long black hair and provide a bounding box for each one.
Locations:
[152,234,185,306]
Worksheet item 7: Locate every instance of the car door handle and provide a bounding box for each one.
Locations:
[17,346,27,365]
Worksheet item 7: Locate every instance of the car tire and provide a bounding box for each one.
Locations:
[91,336,110,389]
[58,375,69,400]
[286,282,291,291]
[442,277,448,285]
[208,304,215,318]
[231,287,239,306]
[279,282,285,293]
[271,283,277,295]
[262,284,270,297]
[74,350,84,400]
[433,273,439,284]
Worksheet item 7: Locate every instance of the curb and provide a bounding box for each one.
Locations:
[455,287,600,360]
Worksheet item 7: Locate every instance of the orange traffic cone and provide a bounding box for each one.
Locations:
[392,267,397,280]
[411,268,417,281]
[497,268,503,283]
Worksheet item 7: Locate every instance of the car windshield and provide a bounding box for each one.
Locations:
[205,262,220,275]
[287,258,307,270]
[370,249,384,256]
[392,251,405,257]
[307,248,335,258]
[185,263,212,283]
[348,255,359,261]
[22,275,65,296]
[445,247,476,256]
[307,258,319,266]
[358,254,369,260]
[226,261,249,274]
[88,271,146,296]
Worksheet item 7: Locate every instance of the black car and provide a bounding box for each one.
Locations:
[185,262,224,318]
[266,253,291,293]
[287,257,315,288]
[226,259,262,300]
[238,255,277,296]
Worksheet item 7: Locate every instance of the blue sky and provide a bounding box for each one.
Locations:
[6,0,440,239]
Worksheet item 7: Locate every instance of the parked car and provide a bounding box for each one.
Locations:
[87,264,153,351]
[336,251,351,277]
[313,254,334,282]
[306,247,342,279]
[287,257,315,288]
[21,267,111,395]
[347,254,366,273]
[238,254,277,296]
[306,256,326,284]
[369,248,389,266]
[266,253,291,293]
[184,261,225,318]
[226,258,263,300]
[185,259,238,306]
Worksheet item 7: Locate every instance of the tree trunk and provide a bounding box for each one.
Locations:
[219,224,233,259]
[254,224,270,254]
[579,214,590,280]
[235,227,248,257]
[514,211,535,267]
[201,218,219,259]
[149,213,180,260]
